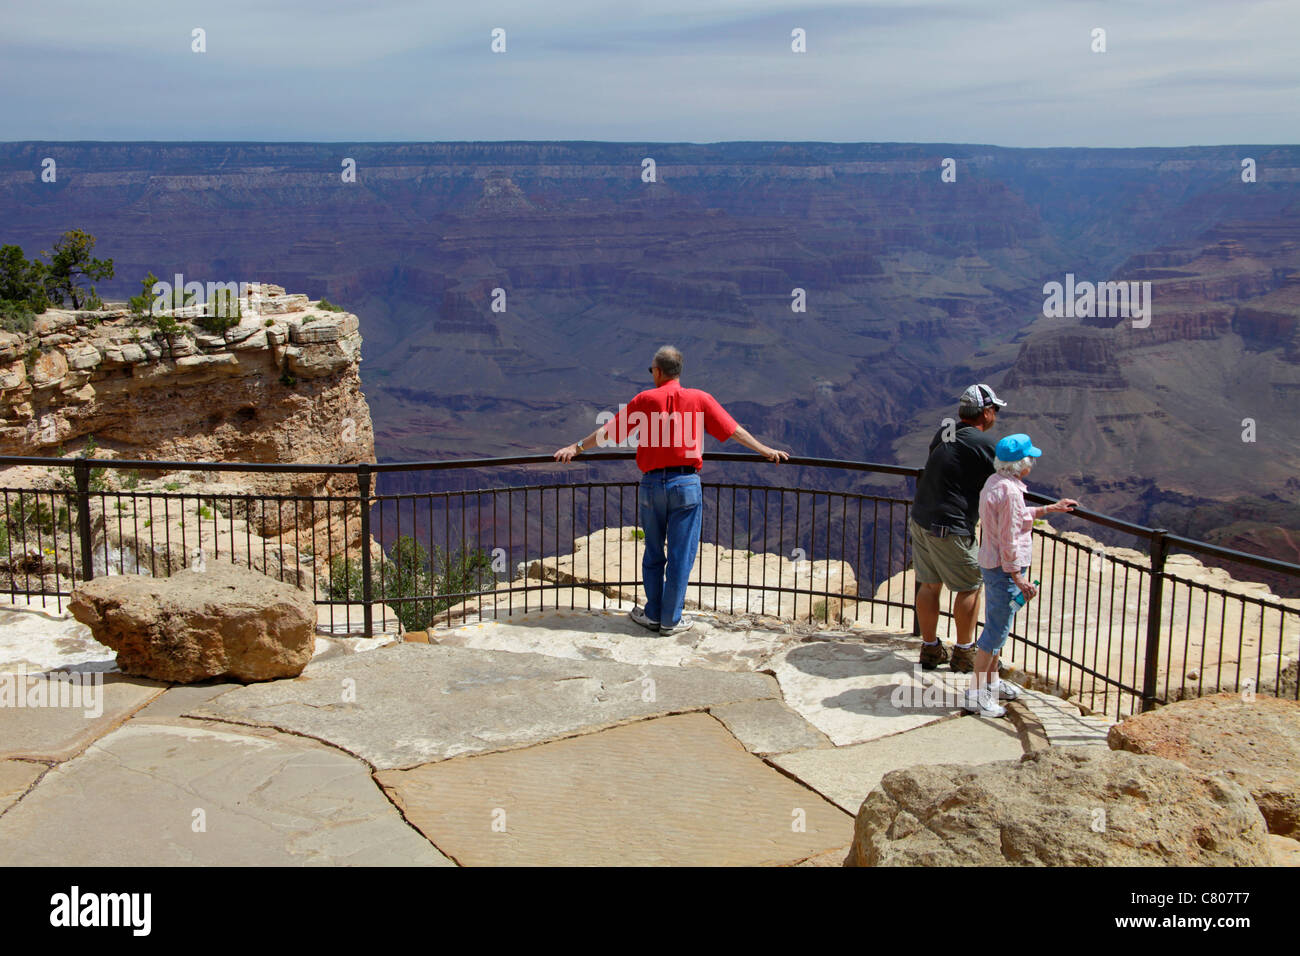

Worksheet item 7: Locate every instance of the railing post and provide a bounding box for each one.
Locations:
[74,458,94,583]
[1141,529,1169,712]
[911,580,921,637]
[358,463,373,638]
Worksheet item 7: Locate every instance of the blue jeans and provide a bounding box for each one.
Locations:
[977,565,1028,654]
[639,471,703,627]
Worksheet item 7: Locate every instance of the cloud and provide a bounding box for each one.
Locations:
[0,0,1296,145]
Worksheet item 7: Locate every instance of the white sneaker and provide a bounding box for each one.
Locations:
[994,678,1022,701]
[628,607,659,631]
[658,615,695,636]
[963,686,1007,718]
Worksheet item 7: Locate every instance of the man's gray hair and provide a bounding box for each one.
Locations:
[652,345,683,379]
[994,456,1034,478]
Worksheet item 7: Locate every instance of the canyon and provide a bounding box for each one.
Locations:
[2,142,1300,568]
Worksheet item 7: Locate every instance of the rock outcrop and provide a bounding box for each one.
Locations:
[0,285,375,560]
[850,746,1271,866]
[68,557,317,682]
[1107,693,1300,840]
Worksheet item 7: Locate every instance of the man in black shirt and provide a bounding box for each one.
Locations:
[910,384,1005,672]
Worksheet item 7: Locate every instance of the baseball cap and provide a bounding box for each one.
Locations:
[959,383,1008,412]
[995,433,1042,461]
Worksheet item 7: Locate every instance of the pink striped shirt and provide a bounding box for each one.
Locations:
[978,472,1042,573]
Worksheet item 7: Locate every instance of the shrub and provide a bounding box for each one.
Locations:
[328,538,496,633]
[316,297,344,312]
[194,286,241,334]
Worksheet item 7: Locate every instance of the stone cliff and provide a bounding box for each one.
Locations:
[0,285,374,556]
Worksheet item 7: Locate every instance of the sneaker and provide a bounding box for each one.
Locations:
[919,640,949,670]
[994,678,1023,701]
[628,606,659,631]
[950,643,977,673]
[963,686,1007,718]
[658,615,694,636]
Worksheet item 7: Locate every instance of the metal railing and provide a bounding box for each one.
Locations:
[1,451,1296,719]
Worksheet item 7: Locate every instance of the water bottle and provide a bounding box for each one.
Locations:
[1011,579,1039,611]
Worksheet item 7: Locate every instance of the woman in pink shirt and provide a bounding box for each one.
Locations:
[967,433,1078,718]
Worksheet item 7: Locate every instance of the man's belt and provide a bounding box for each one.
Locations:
[646,465,700,475]
[928,524,969,539]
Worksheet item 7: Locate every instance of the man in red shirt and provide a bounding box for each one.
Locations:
[554,346,788,635]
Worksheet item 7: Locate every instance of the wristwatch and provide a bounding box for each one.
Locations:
[573,439,585,454]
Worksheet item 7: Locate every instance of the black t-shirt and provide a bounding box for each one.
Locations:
[911,422,997,536]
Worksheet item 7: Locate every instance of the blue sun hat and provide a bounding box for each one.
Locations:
[995,433,1042,461]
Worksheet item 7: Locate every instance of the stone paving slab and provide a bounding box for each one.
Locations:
[130,681,240,722]
[376,713,854,866]
[1017,688,1114,747]
[0,721,453,866]
[433,606,795,672]
[771,715,1027,814]
[0,760,44,815]
[0,597,116,673]
[189,642,780,770]
[0,672,165,761]
[709,698,833,755]
[768,635,966,746]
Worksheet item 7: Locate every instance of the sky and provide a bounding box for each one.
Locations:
[2,0,1297,147]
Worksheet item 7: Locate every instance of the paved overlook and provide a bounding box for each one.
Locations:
[4,575,1295,866]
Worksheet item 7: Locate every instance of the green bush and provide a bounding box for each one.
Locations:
[194,287,241,334]
[316,297,344,312]
[327,537,496,633]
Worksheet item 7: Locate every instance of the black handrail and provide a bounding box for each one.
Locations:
[4,451,1297,576]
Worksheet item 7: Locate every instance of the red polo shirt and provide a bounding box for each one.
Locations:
[600,379,738,472]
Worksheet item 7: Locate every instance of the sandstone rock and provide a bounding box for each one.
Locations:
[851,746,1271,866]
[32,313,75,335]
[61,343,102,371]
[30,350,67,387]
[0,361,24,390]
[120,342,146,363]
[228,329,268,350]
[289,318,342,344]
[167,336,197,357]
[68,558,316,682]
[1108,693,1300,839]
[0,331,20,362]
[288,341,352,377]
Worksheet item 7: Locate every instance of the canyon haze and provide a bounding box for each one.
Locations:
[3,141,1300,565]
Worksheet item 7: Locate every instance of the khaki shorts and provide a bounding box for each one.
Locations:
[909,518,981,592]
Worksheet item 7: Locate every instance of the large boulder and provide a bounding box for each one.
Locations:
[1108,693,1300,840]
[69,559,316,683]
[850,746,1270,866]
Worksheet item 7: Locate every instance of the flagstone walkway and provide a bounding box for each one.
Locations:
[0,598,1112,866]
